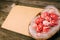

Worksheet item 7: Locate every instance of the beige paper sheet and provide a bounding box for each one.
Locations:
[2,5,43,36]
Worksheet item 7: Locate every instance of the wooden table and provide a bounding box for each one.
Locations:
[0,1,60,40]
[1,5,60,40]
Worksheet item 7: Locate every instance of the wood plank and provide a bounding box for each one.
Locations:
[1,0,60,9]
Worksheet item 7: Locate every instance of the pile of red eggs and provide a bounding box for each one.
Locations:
[33,12,59,33]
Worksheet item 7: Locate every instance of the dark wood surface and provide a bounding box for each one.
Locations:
[1,0,60,9]
[0,1,60,40]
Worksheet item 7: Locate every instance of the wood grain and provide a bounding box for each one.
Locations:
[0,1,60,40]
